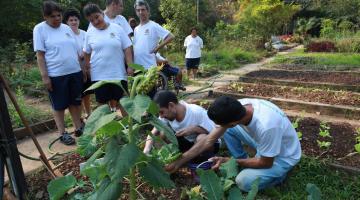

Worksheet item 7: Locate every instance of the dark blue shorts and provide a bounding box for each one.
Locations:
[48,71,83,111]
[161,63,180,77]
[186,58,201,69]
[93,80,128,103]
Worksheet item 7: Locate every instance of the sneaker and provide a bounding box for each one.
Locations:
[60,132,75,145]
[175,83,186,91]
[74,123,85,137]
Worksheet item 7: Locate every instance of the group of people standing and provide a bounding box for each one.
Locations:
[33,0,204,145]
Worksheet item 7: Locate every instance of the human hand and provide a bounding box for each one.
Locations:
[42,76,52,91]
[175,126,195,137]
[209,156,230,170]
[165,159,183,174]
[127,67,134,76]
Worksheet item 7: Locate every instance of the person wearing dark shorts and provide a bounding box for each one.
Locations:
[33,1,84,145]
[156,53,185,91]
[83,3,134,113]
[184,27,203,79]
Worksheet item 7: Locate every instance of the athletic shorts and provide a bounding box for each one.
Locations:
[186,58,201,69]
[48,71,83,111]
[93,80,128,103]
[161,63,180,77]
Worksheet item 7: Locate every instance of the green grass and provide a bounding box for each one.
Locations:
[8,87,52,128]
[258,156,360,199]
[272,48,360,71]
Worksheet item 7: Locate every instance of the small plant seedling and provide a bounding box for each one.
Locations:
[292,116,303,141]
[317,140,331,149]
[229,82,244,93]
[355,127,360,153]
[319,122,331,138]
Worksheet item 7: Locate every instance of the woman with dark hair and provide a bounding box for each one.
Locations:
[33,1,84,145]
[63,8,92,120]
[184,27,203,79]
[83,3,133,113]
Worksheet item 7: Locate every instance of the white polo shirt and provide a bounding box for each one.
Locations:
[133,21,170,69]
[33,22,81,77]
[88,14,133,36]
[83,23,132,81]
[184,35,203,58]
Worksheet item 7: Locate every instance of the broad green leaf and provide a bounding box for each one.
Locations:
[96,121,124,138]
[138,158,175,188]
[84,105,111,135]
[355,144,360,153]
[245,178,260,200]
[80,147,103,170]
[120,95,152,122]
[77,134,97,157]
[85,80,123,92]
[88,176,122,200]
[148,101,159,115]
[228,186,243,200]
[306,183,322,200]
[47,175,77,200]
[104,140,140,180]
[223,179,234,191]
[81,158,107,186]
[92,112,118,135]
[220,158,239,179]
[149,116,178,146]
[197,169,223,200]
[129,63,145,72]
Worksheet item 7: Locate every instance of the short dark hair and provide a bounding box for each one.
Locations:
[153,90,178,108]
[207,96,246,125]
[42,0,62,17]
[190,27,198,33]
[83,3,102,17]
[63,8,81,23]
[134,0,150,12]
[105,0,121,6]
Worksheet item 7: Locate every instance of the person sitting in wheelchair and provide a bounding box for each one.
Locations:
[156,53,186,91]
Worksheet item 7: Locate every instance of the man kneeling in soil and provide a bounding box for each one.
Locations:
[166,96,301,192]
[143,90,219,168]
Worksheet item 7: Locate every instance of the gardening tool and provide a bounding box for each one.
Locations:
[0,74,63,179]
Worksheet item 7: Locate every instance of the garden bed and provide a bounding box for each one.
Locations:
[269,64,360,72]
[244,69,360,85]
[221,82,360,107]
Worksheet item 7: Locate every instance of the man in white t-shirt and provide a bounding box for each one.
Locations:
[166,96,301,192]
[143,90,219,165]
[133,0,174,69]
[88,0,133,37]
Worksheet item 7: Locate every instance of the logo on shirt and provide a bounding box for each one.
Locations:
[66,33,71,38]
[144,29,149,35]
[110,32,115,38]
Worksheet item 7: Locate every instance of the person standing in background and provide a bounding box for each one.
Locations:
[63,8,92,120]
[184,27,203,79]
[33,1,84,145]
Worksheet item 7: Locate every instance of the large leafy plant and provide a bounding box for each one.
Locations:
[47,64,180,200]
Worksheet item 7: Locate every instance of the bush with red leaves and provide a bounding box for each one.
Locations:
[306,41,337,52]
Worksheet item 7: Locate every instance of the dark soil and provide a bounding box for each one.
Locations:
[245,70,360,85]
[221,82,360,107]
[26,153,196,200]
[271,64,360,72]
[289,117,360,168]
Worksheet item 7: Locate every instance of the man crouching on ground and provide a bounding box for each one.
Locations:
[143,90,220,168]
[165,96,301,192]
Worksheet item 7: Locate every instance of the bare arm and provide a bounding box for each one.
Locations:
[152,33,174,53]
[36,51,52,91]
[124,46,134,76]
[175,125,209,137]
[143,127,160,154]
[165,126,227,173]
[236,156,274,169]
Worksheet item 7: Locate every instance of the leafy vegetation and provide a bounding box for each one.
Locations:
[317,122,331,149]
[355,127,360,154]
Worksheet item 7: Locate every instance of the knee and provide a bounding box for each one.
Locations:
[235,172,258,192]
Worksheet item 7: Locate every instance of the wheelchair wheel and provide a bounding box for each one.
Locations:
[157,72,168,90]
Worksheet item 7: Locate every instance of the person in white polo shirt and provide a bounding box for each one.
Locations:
[166,96,301,192]
[88,0,133,37]
[184,27,203,79]
[33,1,84,145]
[133,0,174,70]
[83,3,133,113]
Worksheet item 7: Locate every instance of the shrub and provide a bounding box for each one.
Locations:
[335,37,360,53]
[306,40,336,52]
